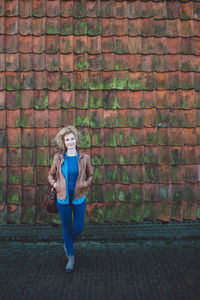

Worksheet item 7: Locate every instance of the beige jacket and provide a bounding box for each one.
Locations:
[48,150,94,201]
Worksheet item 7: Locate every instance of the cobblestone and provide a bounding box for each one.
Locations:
[1,240,200,300]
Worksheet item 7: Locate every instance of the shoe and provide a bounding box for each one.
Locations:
[63,244,68,259]
[66,255,75,273]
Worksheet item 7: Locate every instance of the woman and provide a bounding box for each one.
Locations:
[48,126,94,272]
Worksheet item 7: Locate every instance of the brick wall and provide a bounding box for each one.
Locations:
[0,0,200,225]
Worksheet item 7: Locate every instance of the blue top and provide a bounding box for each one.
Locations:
[57,151,85,205]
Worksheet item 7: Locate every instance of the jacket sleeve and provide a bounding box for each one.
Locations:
[48,155,57,187]
[85,155,94,187]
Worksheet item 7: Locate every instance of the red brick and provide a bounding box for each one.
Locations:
[6,71,20,91]
[22,167,35,186]
[180,2,193,20]
[48,90,61,109]
[118,109,129,128]
[143,127,157,146]
[167,54,180,72]
[46,34,59,54]
[87,35,101,54]
[73,35,87,54]
[179,20,193,37]
[153,2,167,20]
[166,37,179,54]
[88,54,102,72]
[48,128,58,146]
[157,146,171,165]
[5,53,19,71]
[0,148,6,166]
[21,109,34,127]
[0,110,5,129]
[114,35,129,54]
[46,0,60,17]
[116,127,132,146]
[115,90,129,109]
[6,16,18,34]
[157,128,170,145]
[60,0,73,17]
[128,37,141,54]
[5,35,18,53]
[8,148,22,166]
[143,184,157,202]
[36,147,49,166]
[7,128,21,147]
[20,53,32,71]
[167,90,182,109]
[141,18,155,37]
[20,71,34,89]
[34,71,47,89]
[194,2,200,20]
[32,0,45,17]
[158,166,171,184]
[18,18,32,35]
[155,73,168,90]
[32,53,45,71]
[194,56,200,72]
[101,53,114,71]
[127,1,140,19]
[22,186,36,206]
[61,90,75,108]
[141,37,155,54]
[130,146,144,164]
[113,1,127,18]
[45,53,59,72]
[35,109,48,128]
[154,37,167,55]
[0,35,5,52]
[61,72,74,91]
[0,72,5,90]
[19,0,32,18]
[21,128,35,148]
[103,145,117,164]
[47,71,60,90]
[193,20,200,36]
[32,17,45,35]
[128,19,141,36]
[59,35,73,54]
[18,35,32,53]
[130,128,144,146]
[0,91,5,108]
[184,128,196,145]
[113,18,128,36]
[75,90,89,109]
[183,109,196,128]
[5,0,18,16]
[170,128,184,146]
[35,128,48,146]
[6,109,20,128]
[8,167,22,185]
[86,0,100,18]
[101,1,113,18]
[144,108,157,127]
[184,165,198,183]
[167,20,179,37]
[0,17,5,34]
[166,1,180,19]
[184,146,197,164]
[102,37,114,54]
[33,36,45,53]
[60,54,74,72]
[180,37,193,55]
[62,108,76,127]
[48,109,62,127]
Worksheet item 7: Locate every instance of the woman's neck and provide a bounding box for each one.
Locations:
[66,149,77,157]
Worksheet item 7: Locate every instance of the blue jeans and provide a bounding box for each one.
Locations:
[56,190,85,256]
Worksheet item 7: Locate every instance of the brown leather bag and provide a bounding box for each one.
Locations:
[44,185,58,213]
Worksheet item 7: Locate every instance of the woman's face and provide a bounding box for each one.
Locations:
[64,133,77,151]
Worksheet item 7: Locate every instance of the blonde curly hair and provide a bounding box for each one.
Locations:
[55,126,82,150]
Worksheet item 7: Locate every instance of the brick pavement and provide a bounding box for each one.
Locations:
[1,240,200,300]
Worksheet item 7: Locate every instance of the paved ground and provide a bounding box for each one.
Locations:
[1,239,200,300]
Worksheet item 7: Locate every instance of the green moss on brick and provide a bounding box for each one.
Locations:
[128,78,142,90]
[76,115,89,127]
[74,20,87,35]
[91,155,103,166]
[105,187,115,202]
[93,167,103,184]
[10,175,20,185]
[80,132,91,148]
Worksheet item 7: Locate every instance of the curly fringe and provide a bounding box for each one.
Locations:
[54,126,82,150]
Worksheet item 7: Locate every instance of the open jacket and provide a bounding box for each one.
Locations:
[48,149,94,201]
